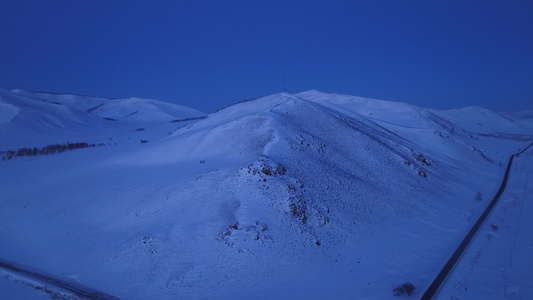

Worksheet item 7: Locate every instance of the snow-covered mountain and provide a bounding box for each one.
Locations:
[0,89,531,299]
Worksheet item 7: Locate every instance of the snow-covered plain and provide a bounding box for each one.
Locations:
[0,89,531,299]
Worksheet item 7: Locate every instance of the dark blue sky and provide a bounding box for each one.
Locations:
[1,1,532,113]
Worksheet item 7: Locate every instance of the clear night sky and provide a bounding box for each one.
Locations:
[1,1,532,113]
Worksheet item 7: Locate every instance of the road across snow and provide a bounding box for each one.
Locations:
[0,259,120,300]
[421,143,533,299]
[437,145,533,299]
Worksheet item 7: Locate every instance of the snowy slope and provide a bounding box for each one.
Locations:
[0,90,532,299]
[438,146,533,299]
[0,89,205,149]
[297,90,530,163]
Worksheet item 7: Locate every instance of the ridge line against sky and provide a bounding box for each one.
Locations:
[1,0,532,113]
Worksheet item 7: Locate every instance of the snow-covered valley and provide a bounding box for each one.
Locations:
[1,89,532,299]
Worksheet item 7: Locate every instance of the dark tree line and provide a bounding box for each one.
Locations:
[170,116,208,123]
[1,142,104,160]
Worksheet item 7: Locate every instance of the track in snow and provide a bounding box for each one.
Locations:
[0,259,120,300]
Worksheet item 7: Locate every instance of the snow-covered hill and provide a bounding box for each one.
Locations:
[0,90,531,299]
[0,89,205,149]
